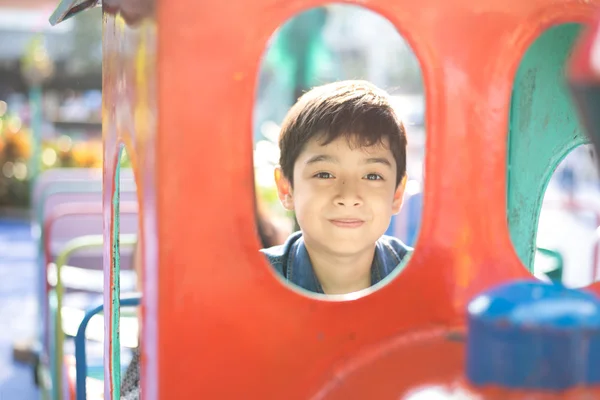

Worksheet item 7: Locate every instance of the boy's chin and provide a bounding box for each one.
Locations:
[321,239,376,256]
[304,230,381,254]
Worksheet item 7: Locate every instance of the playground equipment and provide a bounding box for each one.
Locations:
[26,167,139,399]
[28,0,600,398]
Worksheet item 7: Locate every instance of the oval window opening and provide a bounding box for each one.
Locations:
[506,23,594,287]
[535,144,600,288]
[253,4,426,298]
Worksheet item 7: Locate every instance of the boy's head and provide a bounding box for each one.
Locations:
[274,80,408,256]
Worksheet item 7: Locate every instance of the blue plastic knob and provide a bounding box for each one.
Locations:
[466,280,600,390]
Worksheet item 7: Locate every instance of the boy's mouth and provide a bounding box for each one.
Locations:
[329,218,365,228]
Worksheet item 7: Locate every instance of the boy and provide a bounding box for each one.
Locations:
[261,80,411,295]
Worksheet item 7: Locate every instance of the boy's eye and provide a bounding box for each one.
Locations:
[364,173,383,181]
[314,172,334,179]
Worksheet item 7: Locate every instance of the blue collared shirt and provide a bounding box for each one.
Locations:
[260,231,411,293]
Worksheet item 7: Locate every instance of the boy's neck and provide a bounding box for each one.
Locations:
[303,240,375,295]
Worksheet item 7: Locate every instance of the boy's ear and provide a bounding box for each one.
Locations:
[275,167,294,211]
[391,174,408,215]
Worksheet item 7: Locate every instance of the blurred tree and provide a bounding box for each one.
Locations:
[266,7,333,101]
[67,7,103,75]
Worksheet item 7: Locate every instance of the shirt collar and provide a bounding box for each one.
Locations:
[287,236,388,294]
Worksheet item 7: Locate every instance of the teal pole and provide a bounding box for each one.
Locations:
[28,85,43,205]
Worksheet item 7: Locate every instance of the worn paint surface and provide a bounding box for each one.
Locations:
[507,23,588,271]
[103,9,154,399]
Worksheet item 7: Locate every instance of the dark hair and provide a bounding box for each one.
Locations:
[256,208,282,248]
[278,80,407,187]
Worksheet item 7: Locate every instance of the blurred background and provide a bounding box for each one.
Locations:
[0,3,598,399]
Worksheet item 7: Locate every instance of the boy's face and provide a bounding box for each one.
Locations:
[275,135,406,256]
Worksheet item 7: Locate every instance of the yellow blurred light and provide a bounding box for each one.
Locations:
[42,148,57,166]
[13,162,27,180]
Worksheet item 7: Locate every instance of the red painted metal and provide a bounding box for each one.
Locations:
[102,9,153,396]
[99,0,600,398]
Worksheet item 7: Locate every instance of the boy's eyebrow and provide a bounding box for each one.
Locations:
[305,155,393,167]
[305,154,338,165]
[364,157,393,167]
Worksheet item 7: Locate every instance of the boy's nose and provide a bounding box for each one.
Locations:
[336,198,363,207]
[334,181,363,207]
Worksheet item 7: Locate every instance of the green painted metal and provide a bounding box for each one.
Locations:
[87,364,105,381]
[51,233,137,400]
[507,23,587,271]
[536,247,564,283]
[111,146,124,399]
[49,0,100,26]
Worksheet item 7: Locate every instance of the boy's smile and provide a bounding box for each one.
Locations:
[328,218,365,228]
